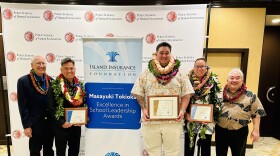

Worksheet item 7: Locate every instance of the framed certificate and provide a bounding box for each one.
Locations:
[147,95,179,120]
[189,104,213,123]
[65,107,88,125]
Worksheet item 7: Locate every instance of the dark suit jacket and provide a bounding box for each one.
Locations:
[48,78,86,127]
[17,74,51,135]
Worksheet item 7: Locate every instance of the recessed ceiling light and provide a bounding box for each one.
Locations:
[272,19,280,24]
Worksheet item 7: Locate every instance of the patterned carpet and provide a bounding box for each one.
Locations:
[0,137,279,156]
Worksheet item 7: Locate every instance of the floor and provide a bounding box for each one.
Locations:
[0,137,279,156]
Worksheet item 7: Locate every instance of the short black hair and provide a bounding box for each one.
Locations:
[61,57,75,66]
[156,42,172,52]
[195,58,207,64]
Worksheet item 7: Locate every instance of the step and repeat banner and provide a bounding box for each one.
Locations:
[1,3,207,156]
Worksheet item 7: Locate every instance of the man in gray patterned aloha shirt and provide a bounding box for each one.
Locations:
[216,68,266,156]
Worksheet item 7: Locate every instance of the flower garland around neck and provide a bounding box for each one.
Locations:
[30,69,50,95]
[223,83,247,103]
[51,74,86,119]
[148,53,181,85]
[187,69,222,148]
[189,69,212,100]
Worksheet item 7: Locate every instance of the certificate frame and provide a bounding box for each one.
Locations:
[147,95,179,120]
[65,107,88,125]
[189,104,213,123]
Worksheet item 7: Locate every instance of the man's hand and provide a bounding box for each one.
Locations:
[185,112,190,121]
[176,110,185,122]
[62,122,72,128]
[142,108,150,121]
[250,129,260,142]
[24,128,32,138]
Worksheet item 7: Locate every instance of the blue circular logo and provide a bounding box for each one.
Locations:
[105,152,120,156]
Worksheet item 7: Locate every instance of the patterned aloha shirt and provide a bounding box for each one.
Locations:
[131,68,194,124]
[218,90,266,130]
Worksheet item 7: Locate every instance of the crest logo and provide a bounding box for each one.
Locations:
[10,92,18,102]
[12,130,22,139]
[167,11,177,22]
[43,10,53,21]
[85,11,94,22]
[3,9,13,20]
[106,33,114,37]
[105,152,120,156]
[24,31,34,42]
[45,53,56,63]
[6,51,16,62]
[145,33,156,44]
[65,32,75,43]
[106,51,119,62]
[125,11,136,23]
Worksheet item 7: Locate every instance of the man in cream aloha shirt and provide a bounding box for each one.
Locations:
[131,42,194,156]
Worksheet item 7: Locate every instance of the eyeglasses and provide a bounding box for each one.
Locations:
[194,66,207,69]
[35,62,46,66]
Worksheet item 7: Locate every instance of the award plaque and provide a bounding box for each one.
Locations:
[147,95,179,120]
[189,104,213,123]
[65,107,88,125]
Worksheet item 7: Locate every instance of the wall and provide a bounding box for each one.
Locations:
[209,8,266,93]
[207,8,266,145]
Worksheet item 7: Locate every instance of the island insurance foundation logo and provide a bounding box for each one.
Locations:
[24,31,34,42]
[65,32,75,43]
[45,53,56,63]
[6,51,16,62]
[125,11,136,23]
[167,11,177,22]
[3,9,13,20]
[85,11,94,22]
[145,33,156,44]
[105,152,120,156]
[43,10,54,21]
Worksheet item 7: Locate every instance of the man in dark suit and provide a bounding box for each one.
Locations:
[49,57,86,156]
[17,55,54,156]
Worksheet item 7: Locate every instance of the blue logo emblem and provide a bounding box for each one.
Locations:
[105,152,120,156]
[106,51,119,62]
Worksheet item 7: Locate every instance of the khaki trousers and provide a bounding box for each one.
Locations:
[142,123,183,156]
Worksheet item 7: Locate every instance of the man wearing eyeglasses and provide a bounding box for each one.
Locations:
[184,58,222,156]
[17,55,54,156]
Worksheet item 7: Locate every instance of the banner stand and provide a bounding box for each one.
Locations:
[0,64,11,156]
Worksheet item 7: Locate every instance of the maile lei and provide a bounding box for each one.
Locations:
[187,69,222,148]
[148,53,181,85]
[30,69,50,95]
[51,74,86,119]
[223,83,247,103]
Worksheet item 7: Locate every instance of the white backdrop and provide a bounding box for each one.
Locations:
[1,3,207,156]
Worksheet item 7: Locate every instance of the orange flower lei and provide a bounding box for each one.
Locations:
[58,74,84,106]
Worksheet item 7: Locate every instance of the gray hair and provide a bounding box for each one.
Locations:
[31,55,45,64]
[228,68,244,80]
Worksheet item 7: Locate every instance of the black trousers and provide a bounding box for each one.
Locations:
[215,125,248,156]
[29,118,54,156]
[52,124,81,156]
[184,132,212,156]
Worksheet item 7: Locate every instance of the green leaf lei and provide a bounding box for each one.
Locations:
[148,59,181,76]
[187,70,222,148]
[51,78,87,120]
